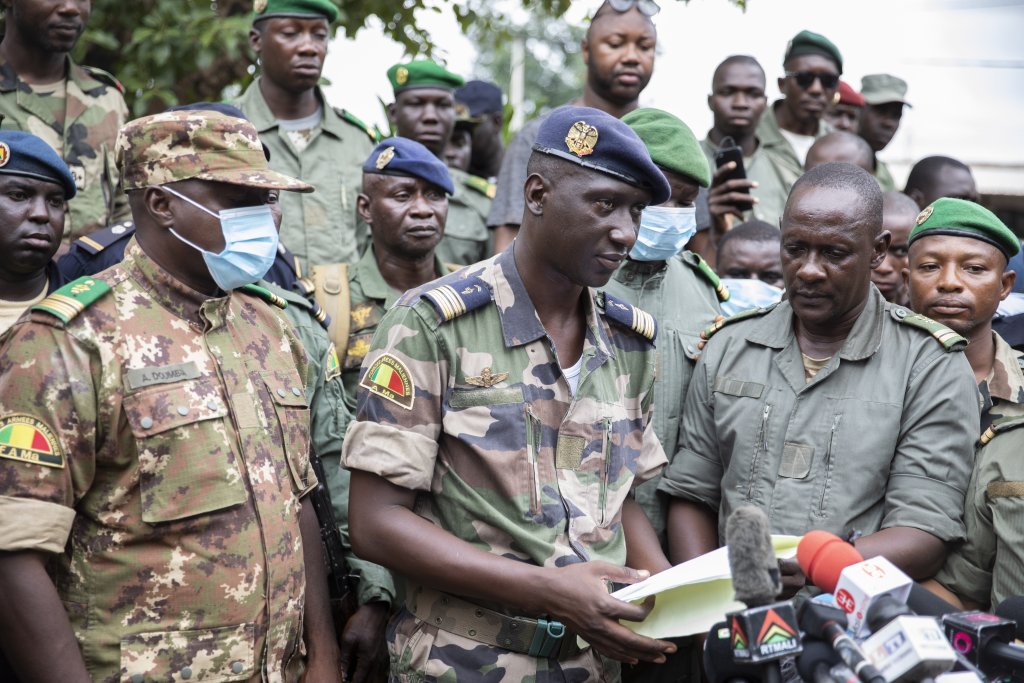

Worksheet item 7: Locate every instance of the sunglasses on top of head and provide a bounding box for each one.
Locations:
[607,0,661,16]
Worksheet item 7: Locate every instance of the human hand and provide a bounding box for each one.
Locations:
[339,601,389,683]
[777,557,806,599]
[708,162,758,232]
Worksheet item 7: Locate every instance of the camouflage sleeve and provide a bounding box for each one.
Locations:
[632,370,668,488]
[341,302,447,492]
[657,348,724,510]
[934,450,995,608]
[0,319,98,553]
[884,350,977,542]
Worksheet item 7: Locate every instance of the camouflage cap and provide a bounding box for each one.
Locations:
[116,111,313,193]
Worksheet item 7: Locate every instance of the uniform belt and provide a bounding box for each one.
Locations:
[406,585,583,659]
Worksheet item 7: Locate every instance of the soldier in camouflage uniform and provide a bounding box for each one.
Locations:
[234,0,378,271]
[343,106,677,682]
[387,59,494,266]
[0,0,130,246]
[0,110,342,682]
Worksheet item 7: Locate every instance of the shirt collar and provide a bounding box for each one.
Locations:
[124,238,229,326]
[240,77,349,139]
[984,331,1024,404]
[355,246,448,309]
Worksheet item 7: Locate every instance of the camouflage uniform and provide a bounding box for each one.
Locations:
[935,332,1024,609]
[440,167,493,266]
[341,248,666,682]
[0,54,129,244]
[234,78,377,270]
[0,242,314,682]
[602,252,724,544]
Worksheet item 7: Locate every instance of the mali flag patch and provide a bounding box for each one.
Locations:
[0,414,64,468]
[360,353,414,410]
[325,342,342,382]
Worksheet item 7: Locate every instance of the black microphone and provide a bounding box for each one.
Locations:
[704,621,763,683]
[943,611,1024,678]
[995,597,1024,642]
[796,638,858,683]
[797,599,886,683]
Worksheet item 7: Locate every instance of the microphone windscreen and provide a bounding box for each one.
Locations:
[704,621,764,683]
[797,530,863,594]
[795,637,844,682]
[995,596,1024,641]
[726,506,781,607]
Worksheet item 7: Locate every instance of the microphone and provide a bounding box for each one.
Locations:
[860,600,957,681]
[942,611,1024,677]
[724,506,802,683]
[995,597,1024,641]
[704,621,764,683]
[797,599,887,683]
[796,639,859,683]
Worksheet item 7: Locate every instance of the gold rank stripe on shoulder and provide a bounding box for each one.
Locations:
[239,284,287,309]
[424,284,467,321]
[896,311,967,351]
[695,254,730,302]
[978,415,1024,446]
[700,305,773,340]
[632,306,656,341]
[32,277,111,324]
[77,235,105,252]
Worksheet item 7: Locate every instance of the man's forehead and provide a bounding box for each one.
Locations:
[397,87,453,103]
[909,233,1004,260]
[715,63,765,88]
[589,5,656,37]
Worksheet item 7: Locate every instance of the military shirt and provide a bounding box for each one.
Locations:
[0,241,315,682]
[234,79,375,270]
[342,248,665,681]
[658,287,978,542]
[602,252,722,543]
[0,55,129,244]
[754,102,829,192]
[875,158,897,193]
[700,136,791,227]
[936,333,1024,609]
[439,166,493,266]
[486,115,544,229]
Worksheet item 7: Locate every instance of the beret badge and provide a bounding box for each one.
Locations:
[565,121,599,157]
[375,146,395,170]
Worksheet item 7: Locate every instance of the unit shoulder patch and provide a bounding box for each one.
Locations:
[239,283,287,309]
[360,353,415,410]
[421,276,491,323]
[890,307,967,351]
[0,414,64,468]
[701,304,776,341]
[32,276,111,324]
[681,250,730,302]
[325,342,342,382]
[336,108,379,144]
[464,174,497,199]
[601,292,657,342]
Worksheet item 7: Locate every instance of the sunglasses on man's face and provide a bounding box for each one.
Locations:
[607,0,661,16]
[785,71,840,90]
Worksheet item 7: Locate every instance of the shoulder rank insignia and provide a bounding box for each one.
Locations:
[336,108,380,144]
[701,304,775,341]
[464,174,497,199]
[682,251,730,302]
[422,276,491,323]
[978,414,1024,447]
[890,307,967,351]
[466,367,509,387]
[239,283,287,309]
[602,292,657,342]
[73,221,134,255]
[80,64,125,94]
[33,276,111,324]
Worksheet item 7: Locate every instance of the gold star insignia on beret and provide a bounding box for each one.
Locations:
[396,66,409,86]
[916,205,934,226]
[254,0,267,13]
[0,142,10,168]
[565,121,598,157]
[375,146,395,170]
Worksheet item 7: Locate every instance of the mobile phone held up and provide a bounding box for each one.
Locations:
[713,137,753,213]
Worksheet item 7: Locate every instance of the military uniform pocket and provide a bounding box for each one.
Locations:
[260,370,313,495]
[120,623,255,682]
[123,380,246,524]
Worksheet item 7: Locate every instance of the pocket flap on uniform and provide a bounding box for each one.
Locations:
[779,442,814,479]
[123,380,228,437]
[713,376,765,399]
[261,370,308,408]
[120,623,255,682]
[449,386,524,408]
[987,481,1024,499]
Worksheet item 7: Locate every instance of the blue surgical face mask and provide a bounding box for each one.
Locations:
[719,277,785,317]
[629,205,698,262]
[161,186,279,291]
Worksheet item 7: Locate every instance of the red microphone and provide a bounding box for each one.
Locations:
[797,530,864,594]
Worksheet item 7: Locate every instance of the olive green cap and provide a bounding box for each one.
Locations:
[785,30,843,74]
[252,0,338,23]
[860,73,911,107]
[388,60,464,95]
[909,197,1020,260]
[622,107,710,188]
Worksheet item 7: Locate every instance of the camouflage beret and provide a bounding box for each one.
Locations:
[622,107,710,188]
[0,130,76,198]
[388,60,464,95]
[909,197,1020,260]
[116,111,313,193]
[253,0,338,23]
[785,30,843,73]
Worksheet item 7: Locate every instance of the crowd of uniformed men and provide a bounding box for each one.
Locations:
[0,0,1020,681]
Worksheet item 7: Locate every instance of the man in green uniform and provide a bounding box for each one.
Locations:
[0,110,342,682]
[387,59,493,266]
[234,0,378,271]
[660,162,979,587]
[343,106,676,681]
[0,0,129,247]
[871,191,919,307]
[756,30,841,190]
[909,200,1024,610]
[859,74,911,193]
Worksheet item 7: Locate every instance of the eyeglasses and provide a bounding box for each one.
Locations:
[785,71,840,90]
[607,0,661,16]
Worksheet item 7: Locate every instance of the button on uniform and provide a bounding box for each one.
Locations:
[177,406,189,416]
[140,416,154,429]
[291,387,302,397]
[276,388,286,398]
[181,666,192,679]
[231,661,244,674]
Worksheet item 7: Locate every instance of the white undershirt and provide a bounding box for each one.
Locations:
[780,127,816,166]
[562,355,584,395]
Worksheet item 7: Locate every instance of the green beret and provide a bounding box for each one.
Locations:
[622,108,710,188]
[785,30,843,74]
[252,0,338,23]
[387,60,464,95]
[909,198,1020,260]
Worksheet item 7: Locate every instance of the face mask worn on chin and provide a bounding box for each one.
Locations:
[161,186,279,291]
[629,205,698,262]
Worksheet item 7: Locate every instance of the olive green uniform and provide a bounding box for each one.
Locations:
[874,158,897,193]
[659,287,979,542]
[700,137,791,227]
[440,167,493,266]
[234,78,377,270]
[0,55,129,244]
[754,102,829,193]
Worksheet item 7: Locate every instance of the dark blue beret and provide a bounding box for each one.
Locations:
[363,137,454,195]
[455,80,503,117]
[532,106,671,205]
[0,130,76,198]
